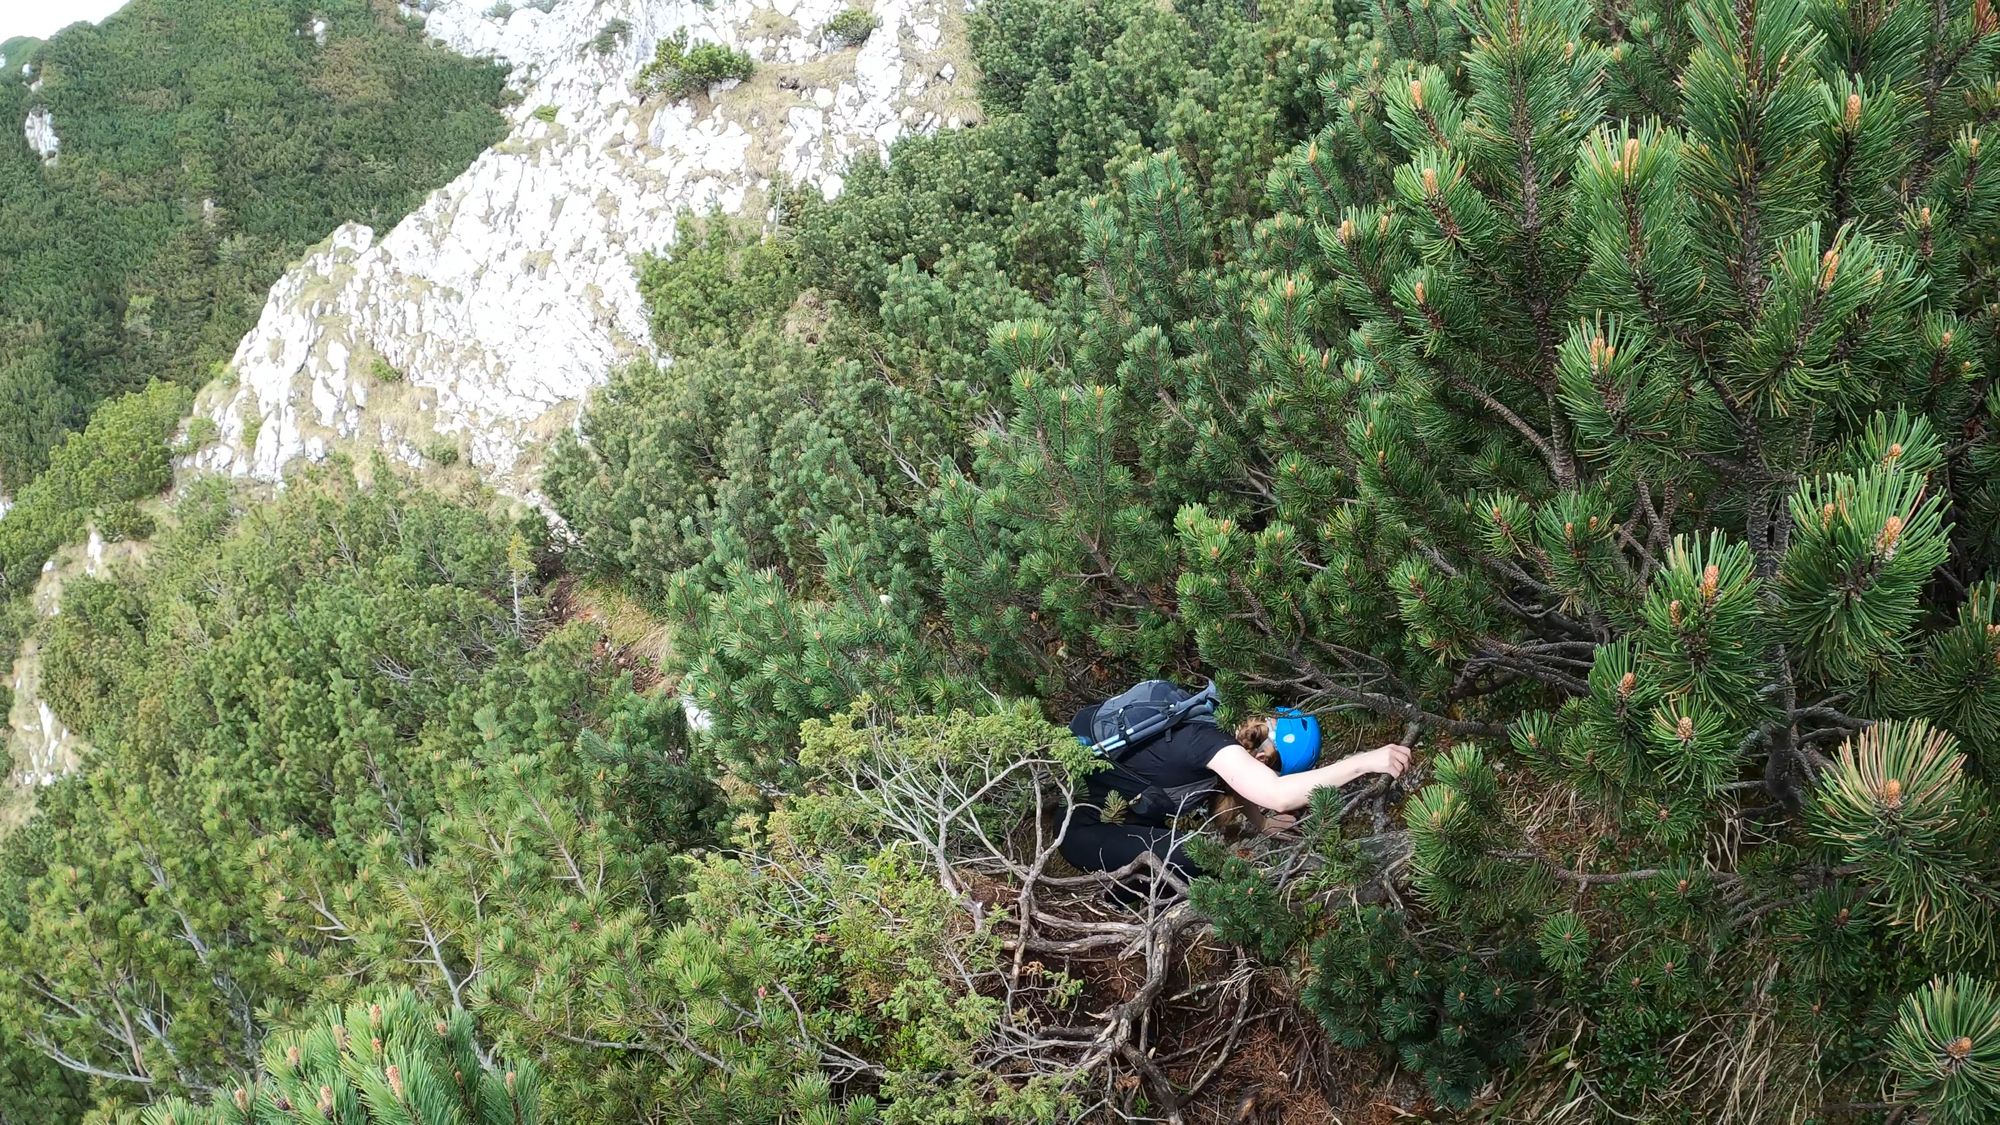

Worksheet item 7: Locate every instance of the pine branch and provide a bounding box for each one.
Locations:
[1495,849,1662,886]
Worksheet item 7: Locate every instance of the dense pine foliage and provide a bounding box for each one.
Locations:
[0,0,508,494]
[10,0,2000,1122]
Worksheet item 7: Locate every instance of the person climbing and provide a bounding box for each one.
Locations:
[1058,680,1413,888]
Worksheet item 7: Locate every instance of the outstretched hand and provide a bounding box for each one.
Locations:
[1352,743,1413,779]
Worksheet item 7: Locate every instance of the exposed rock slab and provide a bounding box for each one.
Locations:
[189,0,976,501]
[23,104,58,164]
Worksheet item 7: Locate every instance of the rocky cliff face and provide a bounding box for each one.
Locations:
[187,0,975,501]
[23,104,58,164]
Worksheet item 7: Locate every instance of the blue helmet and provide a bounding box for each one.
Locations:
[1272,707,1321,774]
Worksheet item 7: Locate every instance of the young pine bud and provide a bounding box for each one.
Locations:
[1821,502,1836,529]
[1422,167,1439,195]
[387,1065,405,1101]
[1880,777,1904,809]
[1618,671,1636,698]
[1409,79,1424,109]
[1844,92,1861,129]
[1337,217,1355,244]
[1699,565,1720,602]
[1623,137,1640,179]
[1819,249,1840,291]
[1413,280,1427,304]
[234,1088,251,1112]
[1877,515,1905,556]
[1669,599,1684,626]
[1676,715,1695,742]
[318,1086,335,1119]
[1947,1036,1975,1062]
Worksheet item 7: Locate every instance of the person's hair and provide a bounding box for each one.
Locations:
[1234,717,1278,766]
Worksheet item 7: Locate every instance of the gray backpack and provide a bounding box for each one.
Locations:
[1074,680,1223,820]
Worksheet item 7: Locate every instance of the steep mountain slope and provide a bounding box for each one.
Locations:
[189,0,975,500]
[0,1,509,493]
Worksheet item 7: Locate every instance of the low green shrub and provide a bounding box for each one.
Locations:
[1304,907,1540,1110]
[421,435,461,467]
[822,8,879,47]
[0,382,191,597]
[93,501,154,543]
[590,18,631,55]
[633,31,755,100]
[172,416,219,456]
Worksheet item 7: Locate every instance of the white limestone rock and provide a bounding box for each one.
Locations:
[24,106,58,164]
[4,530,145,794]
[191,0,977,502]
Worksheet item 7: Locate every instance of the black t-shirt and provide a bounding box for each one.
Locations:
[1080,712,1237,823]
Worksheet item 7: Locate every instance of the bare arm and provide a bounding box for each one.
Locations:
[1206,742,1413,813]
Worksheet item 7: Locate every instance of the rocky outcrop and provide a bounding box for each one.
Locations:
[5,531,139,796]
[23,105,58,164]
[189,0,976,501]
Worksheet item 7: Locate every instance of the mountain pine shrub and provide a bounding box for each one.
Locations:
[1304,906,1538,1109]
[138,991,538,1125]
[1890,975,2000,1125]
[892,0,2000,1111]
[542,0,2000,1108]
[822,8,879,48]
[633,31,755,101]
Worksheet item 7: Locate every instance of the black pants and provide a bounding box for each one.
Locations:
[1059,818,1202,896]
